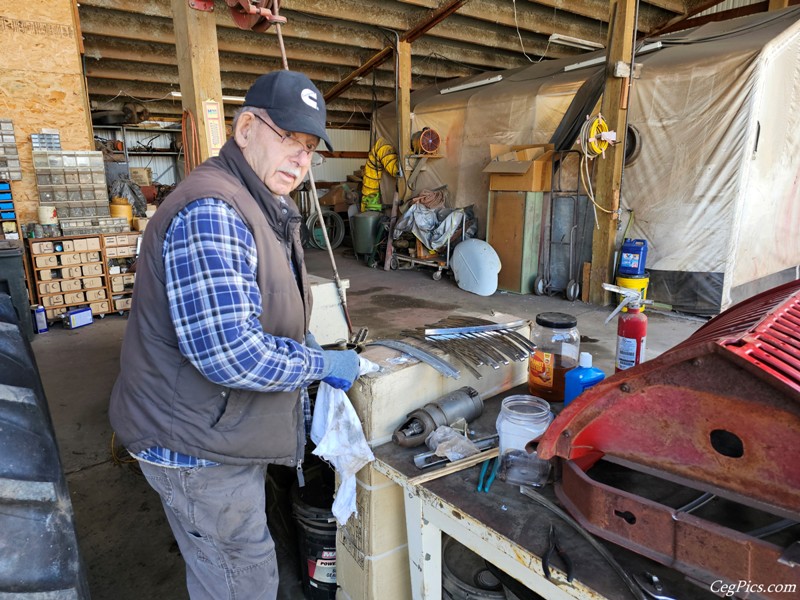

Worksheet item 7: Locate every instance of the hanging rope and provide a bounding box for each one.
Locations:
[181,109,201,177]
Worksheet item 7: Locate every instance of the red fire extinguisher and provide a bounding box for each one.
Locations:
[603,283,649,372]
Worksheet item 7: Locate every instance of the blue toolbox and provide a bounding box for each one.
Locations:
[61,307,93,329]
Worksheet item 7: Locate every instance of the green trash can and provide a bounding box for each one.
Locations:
[350,211,383,255]
[0,240,33,341]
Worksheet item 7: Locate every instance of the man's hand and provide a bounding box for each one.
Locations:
[321,349,360,391]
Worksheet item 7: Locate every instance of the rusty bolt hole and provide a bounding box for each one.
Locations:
[614,510,637,524]
[710,429,744,458]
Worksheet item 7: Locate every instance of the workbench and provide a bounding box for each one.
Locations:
[372,385,719,600]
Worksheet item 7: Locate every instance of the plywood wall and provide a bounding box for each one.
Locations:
[0,1,92,223]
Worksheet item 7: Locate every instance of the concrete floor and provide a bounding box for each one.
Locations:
[31,246,705,600]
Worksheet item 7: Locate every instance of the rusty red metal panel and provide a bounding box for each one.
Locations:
[539,280,800,518]
[557,462,800,599]
[538,280,800,592]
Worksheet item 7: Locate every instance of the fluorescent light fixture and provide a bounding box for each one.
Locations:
[549,33,604,51]
[169,91,245,103]
[440,74,503,95]
[563,56,606,72]
[562,42,663,73]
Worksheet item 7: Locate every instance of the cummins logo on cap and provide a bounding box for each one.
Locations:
[301,89,319,110]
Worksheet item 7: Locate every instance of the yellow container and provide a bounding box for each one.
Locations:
[109,202,133,227]
[616,272,649,312]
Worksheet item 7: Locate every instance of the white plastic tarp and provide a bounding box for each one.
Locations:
[375,8,800,314]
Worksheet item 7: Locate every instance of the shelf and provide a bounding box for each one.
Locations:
[127,151,180,156]
[38,287,107,298]
[36,276,106,285]
[32,262,103,271]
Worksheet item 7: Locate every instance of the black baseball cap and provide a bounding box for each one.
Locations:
[244,70,333,150]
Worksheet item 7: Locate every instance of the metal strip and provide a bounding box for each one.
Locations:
[423,319,529,336]
[366,339,460,379]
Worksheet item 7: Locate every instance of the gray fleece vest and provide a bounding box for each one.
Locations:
[109,158,312,466]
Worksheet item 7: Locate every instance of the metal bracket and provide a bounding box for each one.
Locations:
[188,0,214,11]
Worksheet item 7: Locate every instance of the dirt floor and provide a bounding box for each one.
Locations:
[31,246,705,599]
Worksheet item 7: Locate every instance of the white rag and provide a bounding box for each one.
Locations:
[310,357,379,525]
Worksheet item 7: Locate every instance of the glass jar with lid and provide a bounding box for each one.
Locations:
[495,394,554,487]
[528,312,580,405]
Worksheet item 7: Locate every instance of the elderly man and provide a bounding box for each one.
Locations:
[109,70,360,600]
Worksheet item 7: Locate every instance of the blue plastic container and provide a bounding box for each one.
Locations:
[619,239,648,276]
[564,352,605,406]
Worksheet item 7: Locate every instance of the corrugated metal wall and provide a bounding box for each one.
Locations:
[311,128,370,183]
[697,0,758,17]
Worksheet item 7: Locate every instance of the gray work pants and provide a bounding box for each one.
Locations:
[139,461,278,600]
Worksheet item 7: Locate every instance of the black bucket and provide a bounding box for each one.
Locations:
[291,462,337,600]
[442,535,507,600]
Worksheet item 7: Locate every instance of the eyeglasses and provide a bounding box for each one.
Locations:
[250,112,318,157]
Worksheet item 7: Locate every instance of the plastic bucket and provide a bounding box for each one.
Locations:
[350,211,382,255]
[291,466,337,600]
[37,206,58,225]
[616,272,649,312]
[109,202,133,227]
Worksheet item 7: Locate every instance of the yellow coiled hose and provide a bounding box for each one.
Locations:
[361,138,399,211]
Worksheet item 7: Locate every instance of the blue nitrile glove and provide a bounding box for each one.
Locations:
[321,349,360,391]
[305,331,323,351]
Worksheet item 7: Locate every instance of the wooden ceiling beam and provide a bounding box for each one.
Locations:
[90,94,371,128]
[79,7,485,78]
[86,77,375,115]
[82,35,469,83]
[323,0,469,103]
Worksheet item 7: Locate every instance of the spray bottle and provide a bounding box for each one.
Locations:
[602,283,650,373]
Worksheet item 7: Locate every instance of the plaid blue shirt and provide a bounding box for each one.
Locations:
[135,197,324,468]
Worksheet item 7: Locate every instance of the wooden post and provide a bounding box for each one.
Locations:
[170,0,226,162]
[588,0,637,306]
[398,41,412,200]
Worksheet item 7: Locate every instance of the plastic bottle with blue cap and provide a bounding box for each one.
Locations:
[563,352,605,406]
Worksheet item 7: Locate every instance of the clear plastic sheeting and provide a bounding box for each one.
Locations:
[375,8,800,314]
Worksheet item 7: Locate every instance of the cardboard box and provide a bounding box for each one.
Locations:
[129,167,152,187]
[133,217,148,232]
[122,273,135,285]
[82,264,103,276]
[106,247,118,257]
[62,240,74,252]
[86,237,100,251]
[115,297,132,310]
[60,279,82,292]
[60,253,81,265]
[337,539,410,600]
[64,292,85,304]
[35,255,57,268]
[42,294,64,307]
[73,238,88,252]
[82,277,103,289]
[89,301,109,314]
[31,241,54,254]
[64,266,82,279]
[86,289,107,301]
[339,465,406,560]
[38,281,60,294]
[104,235,117,246]
[320,184,356,213]
[483,144,554,192]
